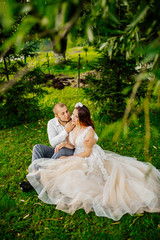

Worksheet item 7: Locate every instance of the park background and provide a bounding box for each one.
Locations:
[0,0,160,239]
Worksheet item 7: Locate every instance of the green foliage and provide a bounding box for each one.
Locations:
[92,0,160,111]
[0,67,46,129]
[0,86,160,239]
[1,0,160,82]
[0,0,83,56]
[84,54,146,121]
[0,0,40,81]
[49,59,78,74]
[0,60,25,82]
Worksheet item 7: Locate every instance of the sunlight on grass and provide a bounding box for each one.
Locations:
[26,46,100,77]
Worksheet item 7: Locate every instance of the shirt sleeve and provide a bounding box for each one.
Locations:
[47,120,68,148]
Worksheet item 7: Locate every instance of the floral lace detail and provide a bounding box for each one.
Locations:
[69,126,91,155]
[90,145,108,181]
[69,127,108,181]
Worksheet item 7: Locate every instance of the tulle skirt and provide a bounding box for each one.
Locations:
[27,150,160,221]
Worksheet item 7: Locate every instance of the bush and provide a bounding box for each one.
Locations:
[84,54,147,122]
[0,67,47,129]
[0,60,25,83]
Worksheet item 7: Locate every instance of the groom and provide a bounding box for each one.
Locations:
[20,103,75,192]
[32,102,75,161]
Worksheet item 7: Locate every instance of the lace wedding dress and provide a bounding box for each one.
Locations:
[27,127,160,221]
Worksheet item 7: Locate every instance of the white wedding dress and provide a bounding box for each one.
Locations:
[27,127,160,221]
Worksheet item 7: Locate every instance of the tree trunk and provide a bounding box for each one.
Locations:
[3,57,9,82]
[51,35,67,63]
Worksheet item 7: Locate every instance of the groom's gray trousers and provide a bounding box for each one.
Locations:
[32,144,74,161]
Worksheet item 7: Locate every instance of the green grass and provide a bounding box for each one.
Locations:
[0,86,160,239]
[27,46,100,77]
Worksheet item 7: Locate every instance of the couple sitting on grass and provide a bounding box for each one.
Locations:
[20,102,160,221]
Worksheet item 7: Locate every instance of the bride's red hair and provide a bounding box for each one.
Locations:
[75,105,95,129]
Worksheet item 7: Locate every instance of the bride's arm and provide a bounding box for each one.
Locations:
[74,128,95,158]
[84,135,97,148]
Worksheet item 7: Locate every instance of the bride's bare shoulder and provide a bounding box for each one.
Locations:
[85,127,95,139]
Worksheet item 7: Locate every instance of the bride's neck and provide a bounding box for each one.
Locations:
[75,124,86,130]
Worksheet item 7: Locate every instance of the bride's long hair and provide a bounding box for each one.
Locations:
[75,105,95,129]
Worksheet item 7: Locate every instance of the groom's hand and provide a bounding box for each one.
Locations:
[65,121,75,133]
[84,138,97,148]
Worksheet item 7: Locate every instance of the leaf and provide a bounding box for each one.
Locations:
[1,0,14,30]
[87,25,94,42]
[43,217,63,221]
[99,42,108,50]
[100,120,122,141]
[34,203,43,206]
[111,221,120,225]
[21,4,32,14]
[153,80,160,96]
[121,86,132,95]
[127,2,150,29]
[23,214,29,219]
[109,11,120,25]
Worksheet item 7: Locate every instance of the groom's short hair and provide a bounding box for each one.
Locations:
[53,103,66,115]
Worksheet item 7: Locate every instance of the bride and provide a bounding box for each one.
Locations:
[27,102,160,221]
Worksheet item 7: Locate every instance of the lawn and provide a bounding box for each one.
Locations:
[26,46,100,77]
[0,86,160,240]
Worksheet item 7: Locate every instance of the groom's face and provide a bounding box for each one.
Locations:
[56,106,70,123]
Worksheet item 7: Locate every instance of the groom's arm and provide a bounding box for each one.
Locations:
[47,120,74,148]
[47,121,68,147]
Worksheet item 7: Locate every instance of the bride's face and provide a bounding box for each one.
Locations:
[71,109,80,126]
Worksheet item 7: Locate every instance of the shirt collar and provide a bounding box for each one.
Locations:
[55,117,64,127]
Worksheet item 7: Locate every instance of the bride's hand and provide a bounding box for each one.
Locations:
[55,142,66,153]
[59,156,68,159]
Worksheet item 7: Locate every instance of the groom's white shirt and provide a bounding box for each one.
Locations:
[47,118,68,148]
[47,117,98,148]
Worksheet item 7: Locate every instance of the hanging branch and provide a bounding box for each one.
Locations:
[143,77,154,161]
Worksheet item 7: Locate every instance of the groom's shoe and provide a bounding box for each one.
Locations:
[19,181,34,192]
